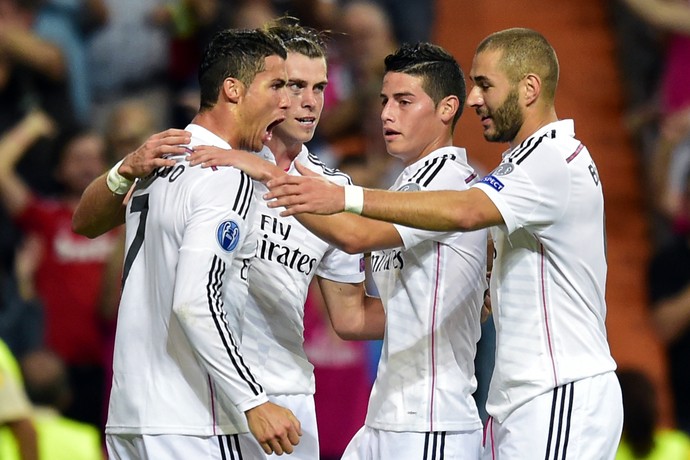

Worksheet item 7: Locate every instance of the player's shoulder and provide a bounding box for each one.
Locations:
[507,123,585,167]
[405,148,477,191]
[299,150,353,186]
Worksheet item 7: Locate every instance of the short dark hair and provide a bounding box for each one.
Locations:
[384,42,466,130]
[265,16,328,60]
[476,28,559,104]
[198,28,287,111]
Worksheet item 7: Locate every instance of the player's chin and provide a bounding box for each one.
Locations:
[243,133,264,152]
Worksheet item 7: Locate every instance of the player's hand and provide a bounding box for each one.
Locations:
[23,109,56,139]
[266,162,345,216]
[481,289,492,322]
[482,236,493,322]
[245,401,302,455]
[118,129,190,180]
[189,145,285,184]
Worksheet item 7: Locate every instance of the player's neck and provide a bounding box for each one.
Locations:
[267,136,303,170]
[191,110,236,147]
[509,108,558,148]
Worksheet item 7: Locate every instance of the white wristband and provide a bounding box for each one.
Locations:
[343,185,364,215]
[106,159,133,195]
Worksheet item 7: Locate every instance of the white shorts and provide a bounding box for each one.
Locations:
[247,394,319,460]
[482,372,623,460]
[342,425,483,460]
[106,432,265,459]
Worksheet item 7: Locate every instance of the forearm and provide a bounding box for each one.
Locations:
[320,279,385,340]
[653,286,690,343]
[296,212,401,253]
[0,113,49,171]
[0,27,65,80]
[72,173,127,238]
[622,0,690,34]
[331,294,385,341]
[360,187,497,232]
[7,418,39,460]
[0,116,47,216]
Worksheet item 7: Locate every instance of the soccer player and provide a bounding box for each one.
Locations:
[76,28,302,459]
[191,42,488,460]
[194,20,381,460]
[264,28,624,459]
[73,21,380,460]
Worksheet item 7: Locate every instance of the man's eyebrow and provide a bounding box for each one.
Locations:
[287,78,328,86]
[394,91,416,98]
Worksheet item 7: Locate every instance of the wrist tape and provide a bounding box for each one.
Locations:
[343,185,364,215]
[106,159,133,195]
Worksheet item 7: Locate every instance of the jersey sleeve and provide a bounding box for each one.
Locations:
[473,147,569,235]
[394,163,473,249]
[172,169,268,412]
[316,245,365,283]
[302,157,366,283]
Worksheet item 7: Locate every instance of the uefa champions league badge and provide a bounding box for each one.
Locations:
[216,220,241,252]
[480,163,513,192]
[397,183,421,192]
[491,163,514,176]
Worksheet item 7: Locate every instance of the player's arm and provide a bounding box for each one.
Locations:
[299,212,403,254]
[72,171,130,238]
[318,277,385,340]
[267,162,504,232]
[72,129,190,238]
[5,418,38,460]
[189,146,404,252]
[190,144,285,183]
[171,170,300,455]
[651,283,690,344]
[621,0,690,34]
[0,110,55,218]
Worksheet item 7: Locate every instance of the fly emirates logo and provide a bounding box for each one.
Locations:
[257,214,317,276]
[371,249,404,272]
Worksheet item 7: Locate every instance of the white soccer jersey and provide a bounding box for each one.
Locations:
[367,146,487,433]
[240,145,365,396]
[107,124,266,436]
[473,119,617,423]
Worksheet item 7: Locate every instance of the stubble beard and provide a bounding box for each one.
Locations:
[484,89,523,143]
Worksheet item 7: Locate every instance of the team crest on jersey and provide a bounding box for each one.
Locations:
[216,220,241,252]
[491,163,514,176]
[397,183,421,192]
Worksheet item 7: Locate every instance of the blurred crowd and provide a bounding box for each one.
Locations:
[1,0,690,458]
[610,0,690,458]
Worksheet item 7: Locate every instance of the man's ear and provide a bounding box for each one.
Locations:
[438,95,459,123]
[222,77,243,103]
[523,73,541,106]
